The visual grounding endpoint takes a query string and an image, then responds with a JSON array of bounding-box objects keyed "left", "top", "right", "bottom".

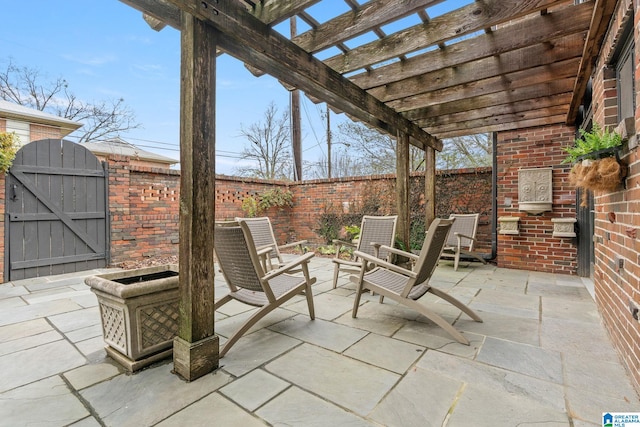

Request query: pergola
[{"left": 119, "top": 0, "right": 612, "bottom": 380}]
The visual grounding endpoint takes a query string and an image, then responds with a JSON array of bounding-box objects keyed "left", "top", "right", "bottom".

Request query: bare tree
[
  {"left": 236, "top": 103, "right": 292, "bottom": 180},
  {"left": 330, "top": 121, "right": 425, "bottom": 177},
  {"left": 437, "top": 134, "right": 492, "bottom": 170},
  {"left": 0, "top": 59, "right": 140, "bottom": 143}
]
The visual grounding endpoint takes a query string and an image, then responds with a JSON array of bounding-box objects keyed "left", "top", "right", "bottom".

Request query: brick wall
[
  {"left": 496, "top": 124, "right": 578, "bottom": 274},
  {"left": 107, "top": 155, "right": 181, "bottom": 265},
  {"left": 589, "top": 0, "right": 640, "bottom": 393},
  {"left": 29, "top": 124, "right": 64, "bottom": 141},
  {"left": 287, "top": 169, "right": 493, "bottom": 252}
]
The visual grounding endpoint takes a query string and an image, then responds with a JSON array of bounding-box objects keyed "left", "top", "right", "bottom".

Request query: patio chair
[
  {"left": 214, "top": 221, "right": 316, "bottom": 357},
  {"left": 331, "top": 215, "right": 397, "bottom": 289},
  {"left": 236, "top": 216, "right": 307, "bottom": 272},
  {"left": 440, "top": 213, "right": 487, "bottom": 271},
  {"left": 350, "top": 218, "right": 482, "bottom": 345}
]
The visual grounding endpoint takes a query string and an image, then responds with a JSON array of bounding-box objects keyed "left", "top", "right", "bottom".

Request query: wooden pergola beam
[
  {"left": 161, "top": 0, "right": 440, "bottom": 151},
  {"left": 293, "top": 0, "right": 443, "bottom": 53},
  {"left": 567, "top": 0, "right": 618, "bottom": 123},
  {"left": 403, "top": 78, "right": 576, "bottom": 121},
  {"left": 324, "top": 0, "right": 574, "bottom": 74},
  {"left": 388, "top": 57, "right": 580, "bottom": 112},
  {"left": 367, "top": 33, "right": 585, "bottom": 103}
]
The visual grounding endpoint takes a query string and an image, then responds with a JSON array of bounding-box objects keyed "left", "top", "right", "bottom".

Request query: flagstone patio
[{"left": 0, "top": 256, "right": 638, "bottom": 426}]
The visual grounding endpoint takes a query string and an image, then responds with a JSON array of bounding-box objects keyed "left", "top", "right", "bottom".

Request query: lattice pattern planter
[{"left": 85, "top": 265, "right": 179, "bottom": 372}]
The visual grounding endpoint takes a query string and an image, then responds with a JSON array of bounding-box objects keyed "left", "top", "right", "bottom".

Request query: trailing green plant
[
  {"left": 344, "top": 224, "right": 361, "bottom": 241},
  {"left": 241, "top": 196, "right": 259, "bottom": 217},
  {"left": 241, "top": 188, "right": 293, "bottom": 217},
  {"left": 0, "top": 132, "right": 19, "bottom": 174},
  {"left": 562, "top": 124, "right": 623, "bottom": 164},
  {"left": 258, "top": 188, "right": 293, "bottom": 211}
]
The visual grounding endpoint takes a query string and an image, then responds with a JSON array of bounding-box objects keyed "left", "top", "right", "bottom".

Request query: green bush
[{"left": 0, "top": 132, "right": 19, "bottom": 174}]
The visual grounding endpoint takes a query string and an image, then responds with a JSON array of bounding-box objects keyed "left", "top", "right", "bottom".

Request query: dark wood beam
[
  {"left": 367, "top": 33, "right": 585, "bottom": 102},
  {"left": 324, "top": 0, "right": 575, "bottom": 74},
  {"left": 388, "top": 57, "right": 580, "bottom": 112},
  {"left": 403, "top": 78, "right": 576, "bottom": 121},
  {"left": 349, "top": 2, "right": 592, "bottom": 90},
  {"left": 567, "top": 0, "right": 618, "bottom": 123},
  {"left": 293, "top": 0, "right": 443, "bottom": 53},
  {"left": 416, "top": 94, "right": 572, "bottom": 128},
  {"left": 173, "top": 11, "right": 219, "bottom": 382},
  {"left": 162, "top": 0, "right": 440, "bottom": 151},
  {"left": 435, "top": 115, "right": 568, "bottom": 139},
  {"left": 396, "top": 131, "right": 410, "bottom": 250},
  {"left": 426, "top": 107, "right": 569, "bottom": 135},
  {"left": 253, "top": 0, "right": 321, "bottom": 25}
]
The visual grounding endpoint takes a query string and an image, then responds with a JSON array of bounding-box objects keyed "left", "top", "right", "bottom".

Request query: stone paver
[{"left": 0, "top": 259, "right": 637, "bottom": 427}]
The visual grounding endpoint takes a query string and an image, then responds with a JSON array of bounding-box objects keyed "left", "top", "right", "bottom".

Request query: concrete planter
[{"left": 85, "top": 265, "right": 179, "bottom": 372}]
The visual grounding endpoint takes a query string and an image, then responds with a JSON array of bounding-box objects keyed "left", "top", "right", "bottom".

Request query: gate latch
[{"left": 10, "top": 184, "right": 18, "bottom": 201}]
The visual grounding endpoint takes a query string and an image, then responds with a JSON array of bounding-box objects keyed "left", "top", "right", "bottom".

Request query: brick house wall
[
  {"left": 29, "top": 124, "right": 65, "bottom": 141},
  {"left": 496, "top": 124, "right": 578, "bottom": 274},
  {"left": 586, "top": 0, "right": 640, "bottom": 393}
]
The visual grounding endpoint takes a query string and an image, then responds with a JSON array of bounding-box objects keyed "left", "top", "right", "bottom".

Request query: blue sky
[
  {"left": 1, "top": 0, "right": 340, "bottom": 175},
  {"left": 1, "top": 0, "right": 469, "bottom": 175}
]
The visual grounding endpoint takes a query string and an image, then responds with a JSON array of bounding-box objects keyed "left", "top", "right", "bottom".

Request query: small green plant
[
  {"left": 241, "top": 188, "right": 293, "bottom": 217},
  {"left": 241, "top": 196, "right": 259, "bottom": 217},
  {"left": 562, "top": 124, "right": 623, "bottom": 164},
  {"left": 344, "top": 225, "right": 361, "bottom": 241},
  {"left": 258, "top": 188, "right": 293, "bottom": 211},
  {"left": 0, "top": 132, "right": 19, "bottom": 174}
]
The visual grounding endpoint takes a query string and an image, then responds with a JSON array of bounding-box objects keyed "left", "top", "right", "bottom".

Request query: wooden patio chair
[
  {"left": 350, "top": 218, "right": 482, "bottom": 345},
  {"left": 214, "top": 221, "right": 315, "bottom": 357},
  {"left": 236, "top": 216, "right": 307, "bottom": 272},
  {"left": 331, "top": 215, "right": 397, "bottom": 289},
  {"left": 440, "top": 213, "right": 487, "bottom": 271}
]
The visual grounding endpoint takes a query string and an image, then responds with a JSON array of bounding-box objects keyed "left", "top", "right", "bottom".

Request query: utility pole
[
  {"left": 327, "top": 106, "right": 331, "bottom": 179},
  {"left": 290, "top": 17, "right": 302, "bottom": 181}
]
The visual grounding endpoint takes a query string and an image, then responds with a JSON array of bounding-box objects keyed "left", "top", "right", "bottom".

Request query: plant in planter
[{"left": 562, "top": 124, "right": 626, "bottom": 205}]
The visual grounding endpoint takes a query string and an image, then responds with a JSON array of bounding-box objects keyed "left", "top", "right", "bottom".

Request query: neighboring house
[
  {"left": 0, "top": 99, "right": 81, "bottom": 143},
  {"left": 80, "top": 137, "right": 178, "bottom": 168}
]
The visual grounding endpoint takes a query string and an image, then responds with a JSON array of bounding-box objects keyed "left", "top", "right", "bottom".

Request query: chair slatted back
[
  {"left": 413, "top": 219, "right": 454, "bottom": 285},
  {"left": 214, "top": 223, "right": 264, "bottom": 293},
  {"left": 446, "top": 214, "right": 479, "bottom": 250},
  {"left": 357, "top": 215, "right": 398, "bottom": 260},
  {"left": 238, "top": 217, "right": 280, "bottom": 263}
]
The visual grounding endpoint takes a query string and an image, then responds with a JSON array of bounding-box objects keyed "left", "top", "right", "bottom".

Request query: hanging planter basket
[{"left": 568, "top": 147, "right": 627, "bottom": 206}]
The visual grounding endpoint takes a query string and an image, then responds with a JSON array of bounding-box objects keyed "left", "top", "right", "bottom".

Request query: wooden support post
[
  {"left": 425, "top": 147, "right": 436, "bottom": 227},
  {"left": 173, "top": 12, "right": 219, "bottom": 382},
  {"left": 396, "top": 131, "right": 410, "bottom": 250}
]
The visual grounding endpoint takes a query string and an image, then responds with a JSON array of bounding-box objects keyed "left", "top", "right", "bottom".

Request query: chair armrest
[
  {"left": 263, "top": 252, "right": 315, "bottom": 281},
  {"left": 278, "top": 240, "right": 307, "bottom": 252},
  {"left": 256, "top": 245, "right": 275, "bottom": 257},
  {"left": 371, "top": 244, "right": 419, "bottom": 261},
  {"left": 333, "top": 239, "right": 356, "bottom": 249},
  {"left": 353, "top": 250, "right": 416, "bottom": 278},
  {"left": 455, "top": 233, "right": 477, "bottom": 242}
]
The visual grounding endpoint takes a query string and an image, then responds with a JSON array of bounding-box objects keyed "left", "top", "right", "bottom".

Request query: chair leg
[
  {"left": 332, "top": 264, "right": 340, "bottom": 289},
  {"left": 454, "top": 249, "right": 460, "bottom": 271},
  {"left": 428, "top": 286, "right": 483, "bottom": 322},
  {"left": 219, "top": 303, "right": 279, "bottom": 357},
  {"left": 402, "top": 298, "right": 470, "bottom": 345},
  {"left": 350, "top": 276, "right": 366, "bottom": 318},
  {"left": 305, "top": 282, "right": 315, "bottom": 319}
]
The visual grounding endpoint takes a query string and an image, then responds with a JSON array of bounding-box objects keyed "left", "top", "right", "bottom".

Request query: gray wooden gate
[{"left": 5, "top": 139, "right": 109, "bottom": 280}]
